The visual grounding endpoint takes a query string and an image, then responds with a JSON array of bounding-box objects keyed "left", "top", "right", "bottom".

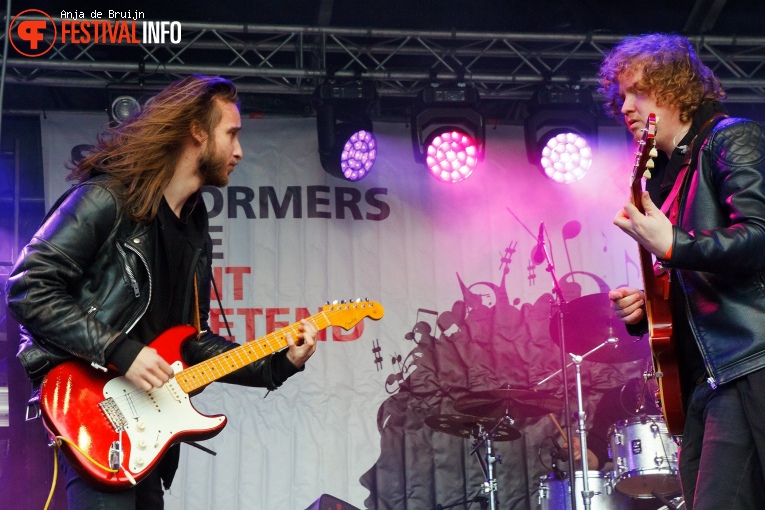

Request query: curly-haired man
[{"left": 603, "top": 34, "right": 765, "bottom": 509}]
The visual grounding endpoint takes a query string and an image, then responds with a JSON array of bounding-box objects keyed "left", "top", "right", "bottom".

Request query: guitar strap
[
  {"left": 660, "top": 113, "right": 728, "bottom": 223},
  {"left": 193, "top": 274, "right": 202, "bottom": 338}
]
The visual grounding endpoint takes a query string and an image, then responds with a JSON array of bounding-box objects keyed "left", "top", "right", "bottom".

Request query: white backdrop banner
[{"left": 40, "top": 112, "right": 650, "bottom": 510}]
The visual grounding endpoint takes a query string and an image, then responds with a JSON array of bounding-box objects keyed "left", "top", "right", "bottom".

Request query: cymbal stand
[
  {"left": 536, "top": 337, "right": 618, "bottom": 386},
  {"left": 469, "top": 415, "right": 513, "bottom": 510},
  {"left": 533, "top": 223, "right": 578, "bottom": 510},
  {"left": 571, "top": 353, "right": 594, "bottom": 510}
]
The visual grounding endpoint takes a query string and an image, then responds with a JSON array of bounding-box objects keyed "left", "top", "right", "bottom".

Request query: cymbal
[
  {"left": 424, "top": 414, "right": 522, "bottom": 441},
  {"left": 453, "top": 388, "right": 560, "bottom": 419},
  {"left": 549, "top": 292, "right": 650, "bottom": 363}
]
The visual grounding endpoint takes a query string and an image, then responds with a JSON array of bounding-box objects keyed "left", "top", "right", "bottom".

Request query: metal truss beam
[{"left": 4, "top": 19, "right": 765, "bottom": 103}]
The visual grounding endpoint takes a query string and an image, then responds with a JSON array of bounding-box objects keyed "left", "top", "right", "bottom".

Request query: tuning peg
[
  {"left": 649, "top": 148, "right": 658, "bottom": 158},
  {"left": 646, "top": 159, "right": 654, "bottom": 169},
  {"left": 325, "top": 301, "right": 330, "bottom": 305},
  {"left": 644, "top": 169, "right": 652, "bottom": 179},
  {"left": 332, "top": 300, "right": 339, "bottom": 305}
]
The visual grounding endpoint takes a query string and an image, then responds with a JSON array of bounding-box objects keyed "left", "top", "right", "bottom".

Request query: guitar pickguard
[{"left": 101, "top": 361, "right": 225, "bottom": 475}]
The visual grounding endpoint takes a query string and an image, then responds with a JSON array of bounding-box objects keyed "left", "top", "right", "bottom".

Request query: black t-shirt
[
  {"left": 107, "top": 196, "right": 207, "bottom": 373},
  {"left": 137, "top": 197, "right": 207, "bottom": 341}
]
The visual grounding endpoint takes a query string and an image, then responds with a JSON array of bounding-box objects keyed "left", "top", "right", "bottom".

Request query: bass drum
[
  {"left": 609, "top": 415, "right": 680, "bottom": 498},
  {"left": 538, "top": 471, "right": 622, "bottom": 510}
]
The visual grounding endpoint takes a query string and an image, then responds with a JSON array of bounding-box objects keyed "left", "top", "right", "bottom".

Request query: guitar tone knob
[
  {"left": 134, "top": 456, "right": 145, "bottom": 467},
  {"left": 136, "top": 421, "right": 146, "bottom": 431},
  {"left": 137, "top": 440, "right": 147, "bottom": 450}
]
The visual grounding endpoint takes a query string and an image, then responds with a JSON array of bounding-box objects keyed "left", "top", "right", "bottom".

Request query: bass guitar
[
  {"left": 40, "top": 299, "right": 384, "bottom": 490},
  {"left": 629, "top": 113, "right": 684, "bottom": 435}
]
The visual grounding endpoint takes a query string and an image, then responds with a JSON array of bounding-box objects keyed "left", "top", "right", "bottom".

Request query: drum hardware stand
[
  {"left": 571, "top": 353, "right": 595, "bottom": 510},
  {"left": 536, "top": 338, "right": 618, "bottom": 386},
  {"left": 642, "top": 360, "right": 667, "bottom": 412},
  {"left": 469, "top": 416, "right": 513, "bottom": 510},
  {"left": 630, "top": 359, "right": 654, "bottom": 413},
  {"left": 652, "top": 490, "right": 684, "bottom": 510},
  {"left": 531, "top": 221, "right": 579, "bottom": 510}
]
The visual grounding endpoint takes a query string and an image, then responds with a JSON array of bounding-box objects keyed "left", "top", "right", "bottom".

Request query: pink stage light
[
  {"left": 340, "top": 129, "right": 377, "bottom": 181},
  {"left": 425, "top": 130, "right": 478, "bottom": 183},
  {"left": 539, "top": 132, "right": 592, "bottom": 184}
]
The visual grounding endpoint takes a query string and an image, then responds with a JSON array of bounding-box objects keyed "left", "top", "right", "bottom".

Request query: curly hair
[
  {"left": 598, "top": 33, "right": 725, "bottom": 121},
  {"left": 69, "top": 75, "right": 239, "bottom": 223}
]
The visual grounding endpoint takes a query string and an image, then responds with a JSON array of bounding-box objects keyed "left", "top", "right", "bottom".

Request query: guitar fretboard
[
  {"left": 174, "top": 313, "right": 330, "bottom": 393},
  {"left": 173, "top": 300, "right": 383, "bottom": 393}
]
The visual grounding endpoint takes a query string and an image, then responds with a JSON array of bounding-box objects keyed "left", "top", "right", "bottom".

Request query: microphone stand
[{"left": 534, "top": 226, "right": 589, "bottom": 510}]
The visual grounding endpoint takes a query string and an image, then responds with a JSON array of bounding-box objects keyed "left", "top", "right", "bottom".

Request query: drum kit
[{"left": 424, "top": 293, "right": 684, "bottom": 510}]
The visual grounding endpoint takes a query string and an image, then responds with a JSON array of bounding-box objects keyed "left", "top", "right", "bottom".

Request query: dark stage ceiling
[{"left": 4, "top": 0, "right": 765, "bottom": 122}]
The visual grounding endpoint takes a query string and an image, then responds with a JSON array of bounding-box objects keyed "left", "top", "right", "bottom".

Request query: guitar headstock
[
  {"left": 631, "top": 113, "right": 658, "bottom": 184},
  {"left": 322, "top": 298, "right": 384, "bottom": 330}
]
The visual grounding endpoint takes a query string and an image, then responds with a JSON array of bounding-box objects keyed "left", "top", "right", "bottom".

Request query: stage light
[
  {"left": 524, "top": 86, "right": 597, "bottom": 183},
  {"left": 425, "top": 129, "right": 479, "bottom": 183},
  {"left": 107, "top": 89, "right": 156, "bottom": 126},
  {"left": 315, "top": 81, "right": 378, "bottom": 181},
  {"left": 110, "top": 95, "right": 140, "bottom": 124},
  {"left": 338, "top": 125, "right": 377, "bottom": 182},
  {"left": 539, "top": 131, "right": 593, "bottom": 184},
  {"left": 412, "top": 84, "right": 485, "bottom": 183}
]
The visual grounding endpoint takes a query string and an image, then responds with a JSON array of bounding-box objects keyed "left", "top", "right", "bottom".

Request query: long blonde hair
[{"left": 70, "top": 75, "right": 239, "bottom": 223}]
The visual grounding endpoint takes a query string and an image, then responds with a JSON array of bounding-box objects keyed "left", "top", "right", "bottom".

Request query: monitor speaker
[{"left": 304, "top": 493, "right": 361, "bottom": 510}]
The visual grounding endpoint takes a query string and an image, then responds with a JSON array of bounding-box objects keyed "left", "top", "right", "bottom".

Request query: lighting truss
[{"left": 3, "top": 18, "right": 765, "bottom": 103}]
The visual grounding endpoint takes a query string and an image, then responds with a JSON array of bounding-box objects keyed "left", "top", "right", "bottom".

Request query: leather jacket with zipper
[
  {"left": 663, "top": 116, "right": 765, "bottom": 386},
  {"left": 6, "top": 175, "right": 299, "bottom": 388}
]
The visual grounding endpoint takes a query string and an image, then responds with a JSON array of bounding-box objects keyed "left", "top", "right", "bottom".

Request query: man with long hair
[
  {"left": 6, "top": 75, "right": 318, "bottom": 508},
  {"left": 602, "top": 34, "right": 765, "bottom": 509}
]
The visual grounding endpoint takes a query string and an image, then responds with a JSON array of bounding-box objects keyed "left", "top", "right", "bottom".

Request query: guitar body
[
  {"left": 38, "top": 300, "right": 384, "bottom": 491},
  {"left": 640, "top": 253, "right": 684, "bottom": 435},
  {"left": 630, "top": 114, "right": 685, "bottom": 436},
  {"left": 40, "top": 325, "right": 227, "bottom": 491}
]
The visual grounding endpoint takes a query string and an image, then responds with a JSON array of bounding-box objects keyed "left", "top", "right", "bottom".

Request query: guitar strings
[
  {"left": 102, "top": 315, "right": 328, "bottom": 421},
  {"left": 100, "top": 301, "right": 381, "bottom": 423}
]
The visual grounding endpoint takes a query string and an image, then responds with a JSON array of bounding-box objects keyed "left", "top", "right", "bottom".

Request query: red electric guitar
[
  {"left": 629, "top": 114, "right": 684, "bottom": 435},
  {"left": 40, "top": 299, "right": 384, "bottom": 490}
]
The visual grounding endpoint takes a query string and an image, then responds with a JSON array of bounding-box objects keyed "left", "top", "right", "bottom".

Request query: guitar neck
[
  {"left": 631, "top": 181, "right": 659, "bottom": 289},
  {"left": 174, "top": 314, "right": 327, "bottom": 393},
  {"left": 629, "top": 113, "right": 660, "bottom": 296}
]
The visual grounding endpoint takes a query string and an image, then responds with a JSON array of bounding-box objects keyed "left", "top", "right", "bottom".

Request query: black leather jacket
[
  {"left": 6, "top": 176, "right": 298, "bottom": 388},
  {"left": 665, "top": 117, "right": 765, "bottom": 386}
]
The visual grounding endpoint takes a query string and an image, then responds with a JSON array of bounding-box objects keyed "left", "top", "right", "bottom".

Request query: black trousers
[
  {"left": 58, "top": 449, "right": 165, "bottom": 510},
  {"left": 679, "top": 367, "right": 765, "bottom": 510}
]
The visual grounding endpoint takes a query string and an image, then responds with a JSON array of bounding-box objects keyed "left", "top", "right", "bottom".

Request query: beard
[{"left": 198, "top": 140, "right": 230, "bottom": 187}]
